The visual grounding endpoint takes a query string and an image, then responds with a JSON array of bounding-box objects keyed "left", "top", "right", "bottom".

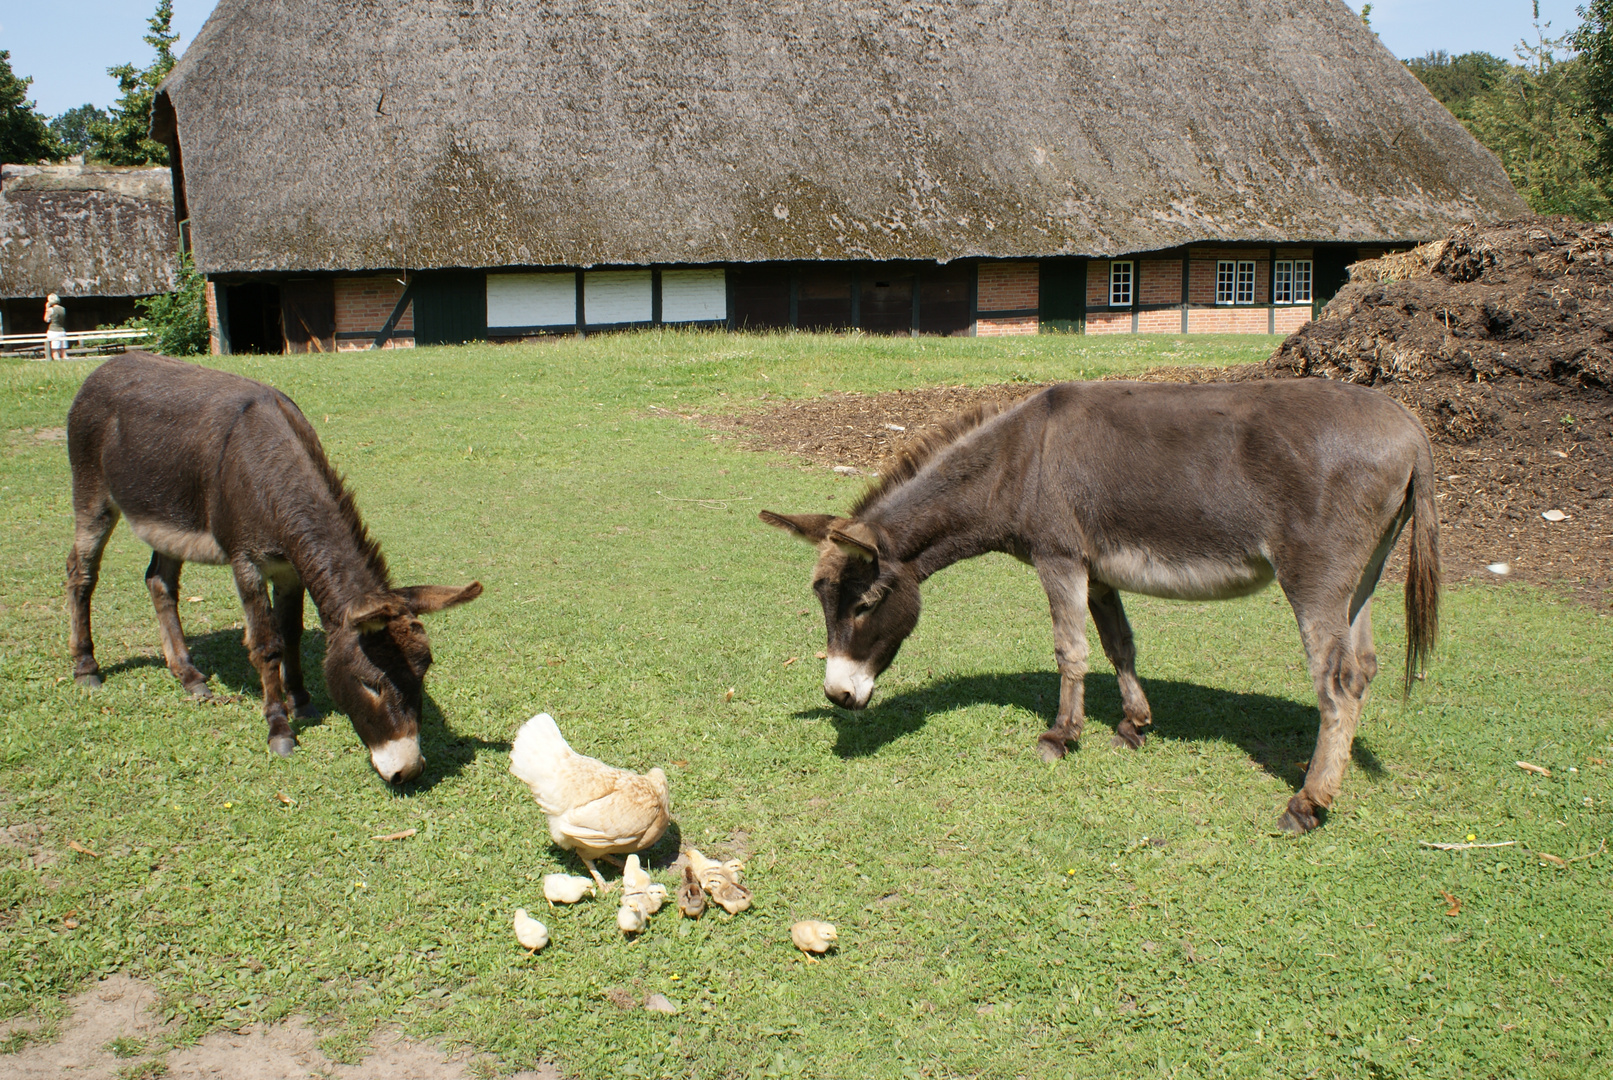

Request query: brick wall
[
  {"left": 1139, "top": 260, "right": 1181, "bottom": 305},
  {"left": 1188, "top": 258, "right": 1270, "bottom": 305},
  {"left": 335, "top": 276, "right": 415, "bottom": 350},
  {"left": 977, "top": 262, "right": 1037, "bottom": 312},
  {"left": 1137, "top": 309, "right": 1182, "bottom": 334},
  {"left": 1186, "top": 307, "right": 1272, "bottom": 334},
  {"left": 977, "top": 315, "right": 1038, "bottom": 337},
  {"left": 205, "top": 281, "right": 221, "bottom": 355},
  {"left": 1085, "top": 311, "right": 1131, "bottom": 335},
  {"left": 1274, "top": 305, "right": 1312, "bottom": 334}
]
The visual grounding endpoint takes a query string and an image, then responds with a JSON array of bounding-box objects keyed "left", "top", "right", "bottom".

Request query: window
[
  {"left": 1109, "top": 261, "right": 1133, "bottom": 307},
  {"left": 1274, "top": 260, "right": 1313, "bottom": 305},
  {"left": 1216, "top": 260, "right": 1257, "bottom": 305}
]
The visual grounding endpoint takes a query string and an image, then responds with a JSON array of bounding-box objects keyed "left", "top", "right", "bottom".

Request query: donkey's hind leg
[
  {"left": 1280, "top": 596, "right": 1374, "bottom": 835},
  {"left": 1088, "top": 583, "right": 1153, "bottom": 749},
  {"left": 66, "top": 496, "right": 120, "bottom": 687},
  {"left": 1035, "top": 556, "right": 1091, "bottom": 761},
  {"left": 272, "top": 579, "right": 319, "bottom": 720},
  {"left": 146, "top": 553, "right": 212, "bottom": 698}
]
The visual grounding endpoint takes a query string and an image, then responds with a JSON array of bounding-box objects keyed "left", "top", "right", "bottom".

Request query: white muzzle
[
  {"left": 824, "top": 655, "right": 878, "bottom": 710},
  {"left": 371, "top": 737, "right": 425, "bottom": 784}
]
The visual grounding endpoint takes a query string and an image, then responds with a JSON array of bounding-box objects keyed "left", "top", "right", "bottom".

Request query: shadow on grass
[
  {"left": 806, "top": 668, "right": 1389, "bottom": 792},
  {"left": 105, "top": 627, "right": 506, "bottom": 793}
]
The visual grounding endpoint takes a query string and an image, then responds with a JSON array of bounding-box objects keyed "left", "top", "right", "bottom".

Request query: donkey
[
  {"left": 66, "top": 352, "right": 482, "bottom": 784},
  {"left": 763, "top": 378, "right": 1439, "bottom": 834}
]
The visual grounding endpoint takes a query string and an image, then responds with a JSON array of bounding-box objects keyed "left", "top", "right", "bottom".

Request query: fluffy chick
[
  {"left": 616, "top": 854, "right": 667, "bottom": 935},
  {"left": 684, "top": 847, "right": 753, "bottom": 914},
  {"left": 676, "top": 864, "right": 706, "bottom": 919},
  {"left": 791, "top": 920, "right": 837, "bottom": 958},
  {"left": 543, "top": 873, "right": 597, "bottom": 905},
  {"left": 509, "top": 713, "right": 671, "bottom": 894},
  {"left": 513, "top": 908, "right": 550, "bottom": 953}
]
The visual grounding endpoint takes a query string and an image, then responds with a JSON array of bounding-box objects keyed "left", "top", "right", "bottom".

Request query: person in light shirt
[{"left": 44, "top": 294, "right": 68, "bottom": 360}]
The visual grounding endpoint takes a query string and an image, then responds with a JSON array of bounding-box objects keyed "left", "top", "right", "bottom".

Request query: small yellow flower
[
  {"left": 1466, "top": 834, "right": 1476, "bottom": 842},
  {"left": 1066, "top": 868, "right": 1076, "bottom": 876},
  {"left": 669, "top": 974, "right": 680, "bottom": 980},
  {"left": 223, "top": 802, "right": 234, "bottom": 810},
  {"left": 354, "top": 881, "right": 367, "bottom": 889}
]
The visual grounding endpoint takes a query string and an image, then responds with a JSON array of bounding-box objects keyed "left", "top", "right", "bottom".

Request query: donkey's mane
[
  {"left": 851, "top": 398, "right": 1016, "bottom": 517},
  {"left": 275, "top": 396, "right": 393, "bottom": 587}
]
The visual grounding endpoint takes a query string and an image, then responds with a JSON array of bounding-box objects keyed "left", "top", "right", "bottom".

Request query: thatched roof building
[
  {"left": 155, "top": 0, "right": 1529, "bottom": 349},
  {"left": 0, "top": 164, "right": 178, "bottom": 335}
]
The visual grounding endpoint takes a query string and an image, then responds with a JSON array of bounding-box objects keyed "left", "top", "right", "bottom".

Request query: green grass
[{"left": 1, "top": 331, "right": 1610, "bottom": 1079}]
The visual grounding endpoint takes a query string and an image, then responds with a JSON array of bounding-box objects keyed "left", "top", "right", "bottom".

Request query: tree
[
  {"left": 0, "top": 50, "right": 63, "bottom": 164},
  {"left": 1404, "top": 51, "right": 1511, "bottom": 120},
  {"left": 1573, "top": 0, "right": 1613, "bottom": 175},
  {"left": 122, "top": 253, "right": 210, "bottom": 356},
  {"left": 49, "top": 104, "right": 110, "bottom": 159},
  {"left": 87, "top": 0, "right": 180, "bottom": 166}
]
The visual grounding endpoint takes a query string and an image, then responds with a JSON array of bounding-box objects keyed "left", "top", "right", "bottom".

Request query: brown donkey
[
  {"left": 763, "top": 379, "right": 1439, "bottom": 834},
  {"left": 66, "top": 352, "right": 481, "bottom": 784}
]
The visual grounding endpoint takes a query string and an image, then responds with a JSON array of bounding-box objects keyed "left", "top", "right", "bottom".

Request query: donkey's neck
[
  {"left": 274, "top": 492, "right": 391, "bottom": 627},
  {"left": 861, "top": 419, "right": 1026, "bottom": 582}
]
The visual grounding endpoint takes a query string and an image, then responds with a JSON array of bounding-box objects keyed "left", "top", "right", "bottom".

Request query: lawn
[{"left": 1, "top": 331, "right": 1609, "bottom": 1079}]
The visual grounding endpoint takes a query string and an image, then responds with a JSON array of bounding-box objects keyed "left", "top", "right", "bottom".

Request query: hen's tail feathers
[{"left": 509, "top": 713, "right": 574, "bottom": 798}]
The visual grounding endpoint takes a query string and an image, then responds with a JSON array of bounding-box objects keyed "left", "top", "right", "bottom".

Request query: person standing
[{"left": 44, "top": 294, "right": 68, "bottom": 360}]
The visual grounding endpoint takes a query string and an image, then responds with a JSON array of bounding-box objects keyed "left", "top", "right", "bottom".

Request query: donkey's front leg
[
  {"left": 232, "top": 560, "right": 296, "bottom": 758},
  {"left": 272, "top": 579, "right": 319, "bottom": 720},
  {"left": 146, "top": 553, "right": 212, "bottom": 698},
  {"left": 1034, "top": 557, "right": 1090, "bottom": 762}
]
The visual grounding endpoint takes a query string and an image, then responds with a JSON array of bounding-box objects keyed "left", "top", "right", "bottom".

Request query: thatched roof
[
  {"left": 158, "top": 0, "right": 1528, "bottom": 276},
  {"left": 0, "top": 164, "right": 178, "bottom": 299}
]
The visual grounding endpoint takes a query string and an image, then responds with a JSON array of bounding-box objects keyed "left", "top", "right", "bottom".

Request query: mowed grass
[{"left": 1, "top": 331, "right": 1610, "bottom": 1079}]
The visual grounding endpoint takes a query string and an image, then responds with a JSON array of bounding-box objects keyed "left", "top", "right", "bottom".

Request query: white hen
[{"left": 509, "top": 712, "right": 671, "bottom": 894}]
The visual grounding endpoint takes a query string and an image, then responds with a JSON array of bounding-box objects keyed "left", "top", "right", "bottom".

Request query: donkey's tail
[{"left": 1403, "top": 435, "right": 1441, "bottom": 692}]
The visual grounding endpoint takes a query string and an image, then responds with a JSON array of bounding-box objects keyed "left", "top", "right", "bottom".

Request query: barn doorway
[{"left": 224, "top": 282, "right": 284, "bottom": 354}]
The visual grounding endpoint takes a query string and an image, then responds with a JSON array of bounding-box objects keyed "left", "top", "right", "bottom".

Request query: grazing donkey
[
  {"left": 66, "top": 352, "right": 481, "bottom": 784},
  {"left": 763, "top": 379, "right": 1439, "bottom": 834}
]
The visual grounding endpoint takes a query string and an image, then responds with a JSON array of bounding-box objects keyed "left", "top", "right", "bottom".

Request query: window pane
[
  {"left": 1216, "top": 261, "right": 1234, "bottom": 305},
  {"left": 1274, "top": 261, "right": 1292, "bottom": 305},
  {"left": 1294, "top": 260, "right": 1313, "bottom": 303},
  {"left": 1110, "top": 261, "right": 1132, "bottom": 307},
  {"left": 1236, "top": 261, "right": 1255, "bottom": 305}
]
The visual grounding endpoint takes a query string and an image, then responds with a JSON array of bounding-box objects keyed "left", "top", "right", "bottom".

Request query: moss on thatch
[{"left": 160, "top": 0, "right": 1528, "bottom": 276}]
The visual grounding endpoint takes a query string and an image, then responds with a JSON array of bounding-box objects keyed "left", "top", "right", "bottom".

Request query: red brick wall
[
  {"left": 977, "top": 315, "right": 1038, "bottom": 337},
  {"left": 1137, "top": 309, "right": 1182, "bottom": 334},
  {"left": 1085, "top": 311, "right": 1131, "bottom": 335},
  {"left": 1186, "top": 307, "right": 1272, "bottom": 334},
  {"left": 205, "top": 281, "right": 221, "bottom": 355},
  {"left": 1139, "top": 260, "right": 1181, "bottom": 305},
  {"left": 1188, "top": 258, "right": 1269, "bottom": 305},
  {"left": 977, "top": 262, "right": 1037, "bottom": 312},
  {"left": 1275, "top": 305, "right": 1312, "bottom": 334},
  {"left": 335, "top": 276, "right": 415, "bottom": 351}
]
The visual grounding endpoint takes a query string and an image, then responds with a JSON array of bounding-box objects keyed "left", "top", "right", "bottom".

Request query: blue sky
[{"left": 0, "top": 0, "right": 1594, "bottom": 118}]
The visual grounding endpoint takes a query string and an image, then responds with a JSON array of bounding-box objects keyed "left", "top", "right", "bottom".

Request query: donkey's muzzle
[
  {"left": 371, "top": 737, "right": 425, "bottom": 784},
  {"left": 824, "top": 655, "right": 876, "bottom": 710}
]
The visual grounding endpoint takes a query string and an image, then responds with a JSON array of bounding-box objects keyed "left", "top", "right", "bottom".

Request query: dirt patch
[
  {"left": 706, "top": 219, "right": 1613, "bottom": 608},
  {"left": 0, "top": 974, "right": 563, "bottom": 1080}
]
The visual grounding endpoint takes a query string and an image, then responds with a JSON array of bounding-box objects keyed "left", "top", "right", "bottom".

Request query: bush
[{"left": 125, "top": 253, "right": 210, "bottom": 356}]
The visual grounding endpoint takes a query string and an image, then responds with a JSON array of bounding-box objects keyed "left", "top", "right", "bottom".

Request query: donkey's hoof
[
  {"left": 1111, "top": 731, "right": 1146, "bottom": 750},
  {"left": 268, "top": 734, "right": 298, "bottom": 759},
  {"left": 1278, "top": 798, "right": 1320, "bottom": 835},
  {"left": 1036, "top": 735, "right": 1070, "bottom": 762},
  {"left": 292, "top": 701, "right": 321, "bottom": 721},
  {"left": 74, "top": 672, "right": 103, "bottom": 690},
  {"left": 185, "top": 681, "right": 214, "bottom": 700}
]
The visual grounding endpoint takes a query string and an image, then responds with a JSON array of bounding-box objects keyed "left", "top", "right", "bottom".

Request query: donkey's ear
[
  {"left": 828, "top": 522, "right": 879, "bottom": 562},
  {"left": 346, "top": 595, "right": 410, "bottom": 634},
  {"left": 759, "top": 511, "right": 838, "bottom": 544},
  {"left": 397, "top": 581, "right": 484, "bottom": 615}
]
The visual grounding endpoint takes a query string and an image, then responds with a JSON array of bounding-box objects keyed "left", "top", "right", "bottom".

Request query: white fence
[{"left": 0, "top": 327, "right": 153, "bottom": 356}]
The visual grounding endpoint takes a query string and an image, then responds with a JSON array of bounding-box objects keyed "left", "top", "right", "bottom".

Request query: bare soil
[
  {"left": 0, "top": 974, "right": 561, "bottom": 1080},
  {"left": 704, "top": 219, "right": 1613, "bottom": 608}
]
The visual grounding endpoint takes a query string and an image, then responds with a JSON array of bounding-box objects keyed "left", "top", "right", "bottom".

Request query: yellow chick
[
  {"left": 791, "top": 920, "right": 837, "bottom": 958},
  {"left": 621, "top": 854, "right": 669, "bottom": 915},
  {"left": 616, "top": 902, "right": 648, "bottom": 935},
  {"left": 513, "top": 908, "right": 550, "bottom": 953},
  {"left": 676, "top": 864, "right": 706, "bottom": 919},
  {"left": 684, "top": 846, "right": 754, "bottom": 914},
  {"left": 542, "top": 873, "right": 597, "bottom": 905},
  {"left": 509, "top": 713, "right": 671, "bottom": 894}
]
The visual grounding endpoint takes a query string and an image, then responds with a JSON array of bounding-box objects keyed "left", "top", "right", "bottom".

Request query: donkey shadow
[
  {"left": 101, "top": 626, "right": 506, "bottom": 793},
  {"left": 806, "top": 669, "right": 1386, "bottom": 793}
]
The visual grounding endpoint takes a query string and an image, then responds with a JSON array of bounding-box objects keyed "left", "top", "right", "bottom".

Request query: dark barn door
[
  {"left": 860, "top": 273, "right": 913, "bottom": 335},
  {"left": 224, "top": 282, "right": 283, "bottom": 354},
  {"left": 414, "top": 272, "right": 488, "bottom": 346},
  {"left": 1312, "top": 249, "right": 1356, "bottom": 320},
  {"left": 919, "top": 264, "right": 973, "bottom": 336},
  {"left": 1039, "top": 260, "right": 1086, "bottom": 333},
  {"left": 729, "top": 266, "right": 791, "bottom": 330},
  {"left": 798, "top": 268, "right": 852, "bottom": 330},
  {"left": 281, "top": 280, "right": 335, "bottom": 353}
]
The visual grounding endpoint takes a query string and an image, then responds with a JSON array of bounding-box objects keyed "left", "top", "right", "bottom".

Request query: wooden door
[{"left": 281, "top": 280, "right": 335, "bottom": 353}]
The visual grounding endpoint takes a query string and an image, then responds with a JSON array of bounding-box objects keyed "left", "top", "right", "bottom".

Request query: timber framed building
[
  {"left": 155, "top": 0, "right": 1527, "bottom": 353},
  {"left": 0, "top": 164, "right": 178, "bottom": 341}
]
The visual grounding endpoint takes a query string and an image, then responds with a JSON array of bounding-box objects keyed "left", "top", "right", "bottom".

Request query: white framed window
[
  {"left": 1109, "top": 261, "right": 1133, "bottom": 307},
  {"left": 1275, "top": 259, "right": 1311, "bottom": 304},
  {"left": 1216, "top": 260, "right": 1257, "bottom": 305}
]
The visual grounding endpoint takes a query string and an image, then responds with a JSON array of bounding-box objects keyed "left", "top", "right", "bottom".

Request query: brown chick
[
  {"left": 676, "top": 864, "right": 706, "bottom": 919},
  {"left": 509, "top": 713, "right": 671, "bottom": 894}
]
